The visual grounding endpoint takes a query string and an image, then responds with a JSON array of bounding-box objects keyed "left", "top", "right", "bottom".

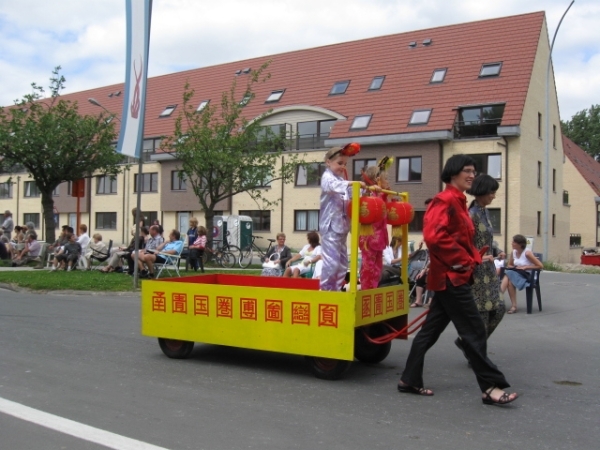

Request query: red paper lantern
[
  {"left": 348, "top": 196, "right": 386, "bottom": 235},
  {"left": 386, "top": 200, "right": 414, "bottom": 238}
]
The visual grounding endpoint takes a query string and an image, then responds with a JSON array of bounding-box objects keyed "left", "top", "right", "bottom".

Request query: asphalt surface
[{"left": 0, "top": 271, "right": 598, "bottom": 450}]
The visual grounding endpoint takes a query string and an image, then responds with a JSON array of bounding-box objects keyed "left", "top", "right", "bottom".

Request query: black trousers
[{"left": 401, "top": 281, "right": 509, "bottom": 392}]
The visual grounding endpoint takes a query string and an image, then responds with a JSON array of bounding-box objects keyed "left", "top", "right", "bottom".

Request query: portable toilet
[
  {"left": 226, "top": 215, "right": 253, "bottom": 249},
  {"left": 212, "top": 215, "right": 228, "bottom": 250}
]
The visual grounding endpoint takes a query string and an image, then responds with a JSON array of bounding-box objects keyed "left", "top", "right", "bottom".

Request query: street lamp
[{"left": 544, "top": 1, "right": 574, "bottom": 261}]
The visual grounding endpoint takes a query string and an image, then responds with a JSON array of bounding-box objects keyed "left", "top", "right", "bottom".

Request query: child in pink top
[{"left": 189, "top": 226, "right": 207, "bottom": 272}]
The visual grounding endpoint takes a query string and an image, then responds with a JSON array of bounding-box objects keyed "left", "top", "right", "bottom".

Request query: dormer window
[
  {"left": 159, "top": 105, "right": 177, "bottom": 117},
  {"left": 369, "top": 76, "right": 385, "bottom": 91},
  {"left": 196, "top": 100, "right": 210, "bottom": 112},
  {"left": 330, "top": 80, "right": 350, "bottom": 95},
  {"left": 350, "top": 115, "right": 372, "bottom": 130},
  {"left": 430, "top": 68, "right": 447, "bottom": 83},
  {"left": 479, "top": 63, "right": 502, "bottom": 78},
  {"left": 266, "top": 89, "right": 285, "bottom": 103}
]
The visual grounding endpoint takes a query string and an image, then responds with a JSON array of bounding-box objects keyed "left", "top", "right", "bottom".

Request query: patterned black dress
[{"left": 469, "top": 202, "right": 505, "bottom": 337}]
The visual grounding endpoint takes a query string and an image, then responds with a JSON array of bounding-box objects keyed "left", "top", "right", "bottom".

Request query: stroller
[{"left": 408, "top": 249, "right": 432, "bottom": 304}]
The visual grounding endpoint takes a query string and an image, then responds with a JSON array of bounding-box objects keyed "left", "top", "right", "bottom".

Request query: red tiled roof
[
  {"left": 562, "top": 135, "right": 600, "bottom": 196},
  {"left": 44, "top": 11, "right": 545, "bottom": 141}
]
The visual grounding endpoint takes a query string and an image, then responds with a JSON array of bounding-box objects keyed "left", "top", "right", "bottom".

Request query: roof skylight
[
  {"left": 369, "top": 76, "right": 385, "bottom": 91},
  {"left": 239, "top": 93, "right": 251, "bottom": 106},
  {"left": 350, "top": 114, "right": 372, "bottom": 130},
  {"left": 430, "top": 68, "right": 447, "bottom": 83},
  {"left": 159, "top": 105, "right": 177, "bottom": 117},
  {"left": 196, "top": 100, "right": 210, "bottom": 112},
  {"left": 479, "top": 63, "right": 502, "bottom": 77},
  {"left": 330, "top": 80, "right": 350, "bottom": 95},
  {"left": 266, "top": 89, "right": 285, "bottom": 103},
  {"left": 409, "top": 109, "right": 432, "bottom": 125}
]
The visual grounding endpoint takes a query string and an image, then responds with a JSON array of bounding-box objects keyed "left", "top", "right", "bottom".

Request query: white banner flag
[{"left": 117, "top": 0, "right": 152, "bottom": 158}]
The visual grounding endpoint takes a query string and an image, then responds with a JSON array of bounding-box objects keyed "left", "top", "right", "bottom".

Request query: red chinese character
[
  {"left": 291, "top": 302, "right": 310, "bottom": 325},
  {"left": 374, "top": 294, "right": 383, "bottom": 316},
  {"left": 240, "top": 298, "right": 257, "bottom": 320},
  {"left": 386, "top": 292, "right": 394, "bottom": 313},
  {"left": 361, "top": 295, "right": 371, "bottom": 318},
  {"left": 194, "top": 295, "right": 209, "bottom": 316},
  {"left": 152, "top": 291, "right": 166, "bottom": 312},
  {"left": 265, "top": 299, "right": 283, "bottom": 323},
  {"left": 319, "top": 304, "right": 338, "bottom": 328},
  {"left": 217, "top": 296, "right": 233, "bottom": 318},
  {"left": 396, "top": 289, "right": 405, "bottom": 311},
  {"left": 172, "top": 293, "right": 188, "bottom": 314}
]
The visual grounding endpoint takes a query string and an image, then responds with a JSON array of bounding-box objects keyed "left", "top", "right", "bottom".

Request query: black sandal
[
  {"left": 482, "top": 387, "right": 518, "bottom": 406},
  {"left": 397, "top": 382, "right": 434, "bottom": 396}
]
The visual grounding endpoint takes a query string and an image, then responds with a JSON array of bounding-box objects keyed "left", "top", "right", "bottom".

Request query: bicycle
[
  {"left": 202, "top": 231, "right": 241, "bottom": 269},
  {"left": 238, "top": 235, "right": 276, "bottom": 269}
]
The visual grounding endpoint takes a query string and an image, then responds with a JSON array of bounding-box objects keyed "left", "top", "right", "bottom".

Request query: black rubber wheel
[
  {"left": 306, "top": 357, "right": 352, "bottom": 380},
  {"left": 238, "top": 247, "right": 253, "bottom": 269},
  {"left": 354, "top": 324, "right": 392, "bottom": 364},
  {"left": 158, "top": 338, "right": 194, "bottom": 359}
]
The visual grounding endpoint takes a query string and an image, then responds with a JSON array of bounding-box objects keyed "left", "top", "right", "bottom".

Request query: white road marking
[{"left": 0, "top": 397, "right": 170, "bottom": 450}]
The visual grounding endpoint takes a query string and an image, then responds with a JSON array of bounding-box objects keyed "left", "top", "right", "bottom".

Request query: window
[
  {"left": 469, "top": 154, "right": 502, "bottom": 179},
  {"left": 67, "top": 181, "right": 72, "bottom": 196},
  {"left": 397, "top": 157, "right": 422, "bottom": 182},
  {"left": 488, "top": 208, "right": 501, "bottom": 234},
  {"left": 408, "top": 211, "right": 425, "bottom": 232},
  {"left": 350, "top": 115, "right": 372, "bottom": 131},
  {"left": 96, "top": 175, "right": 117, "bottom": 194},
  {"left": 96, "top": 212, "right": 117, "bottom": 230},
  {"left": 134, "top": 173, "right": 158, "bottom": 193},
  {"left": 296, "top": 119, "right": 336, "bottom": 150},
  {"left": 197, "top": 100, "right": 209, "bottom": 112},
  {"left": 479, "top": 62, "right": 502, "bottom": 77},
  {"left": 329, "top": 80, "right": 350, "bottom": 95},
  {"left": 159, "top": 105, "right": 177, "bottom": 117},
  {"left": 0, "top": 182, "right": 12, "bottom": 198},
  {"left": 142, "top": 138, "right": 162, "bottom": 162},
  {"left": 265, "top": 89, "right": 285, "bottom": 103},
  {"left": 52, "top": 186, "right": 60, "bottom": 196},
  {"left": 295, "top": 210, "right": 319, "bottom": 231},
  {"left": 537, "top": 161, "right": 542, "bottom": 187},
  {"left": 171, "top": 171, "right": 186, "bottom": 191},
  {"left": 552, "top": 169, "right": 556, "bottom": 192},
  {"left": 553, "top": 124, "right": 557, "bottom": 148},
  {"left": 369, "top": 76, "right": 385, "bottom": 90},
  {"left": 146, "top": 211, "right": 158, "bottom": 225},
  {"left": 537, "top": 211, "right": 541, "bottom": 236},
  {"left": 239, "top": 93, "right": 251, "bottom": 106},
  {"left": 455, "top": 104, "right": 505, "bottom": 138},
  {"left": 23, "top": 213, "right": 40, "bottom": 228},
  {"left": 239, "top": 210, "right": 270, "bottom": 232},
  {"left": 538, "top": 112, "right": 542, "bottom": 138},
  {"left": 352, "top": 159, "right": 376, "bottom": 181},
  {"left": 24, "top": 181, "right": 40, "bottom": 197},
  {"left": 563, "top": 190, "right": 569, "bottom": 205},
  {"left": 257, "top": 123, "right": 288, "bottom": 151},
  {"left": 409, "top": 109, "right": 432, "bottom": 125},
  {"left": 552, "top": 214, "right": 556, "bottom": 237},
  {"left": 570, "top": 233, "right": 582, "bottom": 247},
  {"left": 430, "top": 68, "right": 447, "bottom": 83},
  {"left": 295, "top": 163, "right": 325, "bottom": 186}
]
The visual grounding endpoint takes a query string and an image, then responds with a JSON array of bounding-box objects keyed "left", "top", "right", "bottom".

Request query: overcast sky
[{"left": 1, "top": 0, "right": 598, "bottom": 121}]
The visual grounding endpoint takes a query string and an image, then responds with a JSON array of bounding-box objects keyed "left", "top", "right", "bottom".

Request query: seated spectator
[
  {"left": 0, "top": 230, "right": 9, "bottom": 245},
  {"left": 500, "top": 234, "right": 543, "bottom": 314},
  {"left": 189, "top": 226, "right": 208, "bottom": 273},
  {"left": 383, "top": 237, "right": 421, "bottom": 267},
  {"left": 84, "top": 233, "right": 108, "bottom": 269},
  {"left": 24, "top": 222, "right": 36, "bottom": 240},
  {"left": 77, "top": 224, "right": 90, "bottom": 256},
  {"left": 12, "top": 225, "right": 25, "bottom": 244},
  {"left": 283, "top": 231, "right": 322, "bottom": 278},
  {"left": 12, "top": 232, "right": 42, "bottom": 266},
  {"left": 261, "top": 232, "right": 292, "bottom": 277},
  {"left": 494, "top": 255, "right": 505, "bottom": 277},
  {"left": 410, "top": 265, "right": 429, "bottom": 307},
  {"left": 49, "top": 226, "right": 70, "bottom": 252},
  {"left": 51, "top": 232, "right": 82, "bottom": 271},
  {"left": 132, "top": 225, "right": 164, "bottom": 269},
  {"left": 138, "top": 229, "right": 183, "bottom": 278},
  {"left": 0, "top": 240, "right": 9, "bottom": 260},
  {"left": 101, "top": 228, "right": 147, "bottom": 274}
]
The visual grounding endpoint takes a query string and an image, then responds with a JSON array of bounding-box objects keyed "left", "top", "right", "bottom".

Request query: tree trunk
[
  {"left": 204, "top": 209, "right": 215, "bottom": 250},
  {"left": 41, "top": 191, "right": 56, "bottom": 244}
]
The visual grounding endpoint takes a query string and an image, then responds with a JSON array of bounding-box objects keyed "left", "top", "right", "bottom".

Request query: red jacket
[{"left": 424, "top": 185, "right": 482, "bottom": 291}]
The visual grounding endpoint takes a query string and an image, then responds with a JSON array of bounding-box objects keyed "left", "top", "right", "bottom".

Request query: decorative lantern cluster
[
  {"left": 386, "top": 199, "right": 414, "bottom": 238},
  {"left": 347, "top": 196, "right": 386, "bottom": 236}
]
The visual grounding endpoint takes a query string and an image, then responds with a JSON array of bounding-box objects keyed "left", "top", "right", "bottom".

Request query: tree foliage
[
  {"left": 162, "top": 61, "right": 301, "bottom": 243},
  {"left": 561, "top": 104, "right": 600, "bottom": 159},
  {"left": 0, "top": 67, "right": 125, "bottom": 242}
]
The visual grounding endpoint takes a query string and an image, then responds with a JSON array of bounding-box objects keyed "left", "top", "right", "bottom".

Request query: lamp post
[
  {"left": 544, "top": 1, "right": 574, "bottom": 261},
  {"left": 89, "top": 98, "right": 143, "bottom": 289}
]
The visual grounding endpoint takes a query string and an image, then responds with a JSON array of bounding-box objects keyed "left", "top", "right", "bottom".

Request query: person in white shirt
[{"left": 76, "top": 224, "right": 91, "bottom": 255}]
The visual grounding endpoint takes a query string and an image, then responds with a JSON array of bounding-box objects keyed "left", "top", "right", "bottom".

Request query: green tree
[
  {"left": 561, "top": 104, "right": 600, "bottom": 159},
  {"left": 0, "top": 67, "right": 124, "bottom": 243},
  {"left": 162, "top": 61, "right": 301, "bottom": 246}
]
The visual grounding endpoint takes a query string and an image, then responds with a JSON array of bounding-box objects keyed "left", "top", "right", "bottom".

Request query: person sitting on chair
[
  {"left": 84, "top": 233, "right": 108, "bottom": 269},
  {"left": 138, "top": 229, "right": 183, "bottom": 279},
  {"left": 12, "top": 232, "right": 41, "bottom": 266},
  {"left": 51, "top": 232, "right": 81, "bottom": 272},
  {"left": 283, "top": 231, "right": 321, "bottom": 278}
]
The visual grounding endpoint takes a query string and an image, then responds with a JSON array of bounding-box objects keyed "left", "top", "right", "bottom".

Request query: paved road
[{"left": 0, "top": 271, "right": 598, "bottom": 450}]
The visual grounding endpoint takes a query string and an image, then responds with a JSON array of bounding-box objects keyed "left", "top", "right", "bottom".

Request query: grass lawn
[{"left": 0, "top": 267, "right": 263, "bottom": 292}]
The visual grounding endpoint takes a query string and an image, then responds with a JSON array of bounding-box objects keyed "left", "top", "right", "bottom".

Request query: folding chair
[
  {"left": 89, "top": 240, "right": 113, "bottom": 270},
  {"left": 155, "top": 240, "right": 184, "bottom": 279}
]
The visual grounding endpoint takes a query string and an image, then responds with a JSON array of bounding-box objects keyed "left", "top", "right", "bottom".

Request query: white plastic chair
[{"left": 154, "top": 240, "right": 185, "bottom": 279}]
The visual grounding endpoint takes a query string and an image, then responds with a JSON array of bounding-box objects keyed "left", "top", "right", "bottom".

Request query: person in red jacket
[{"left": 397, "top": 154, "right": 518, "bottom": 406}]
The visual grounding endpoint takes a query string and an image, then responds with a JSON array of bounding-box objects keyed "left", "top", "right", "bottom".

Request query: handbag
[{"left": 262, "top": 252, "right": 280, "bottom": 269}]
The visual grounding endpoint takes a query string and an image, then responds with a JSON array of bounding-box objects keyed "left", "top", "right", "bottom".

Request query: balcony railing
[
  {"left": 454, "top": 118, "right": 502, "bottom": 139},
  {"left": 296, "top": 133, "right": 330, "bottom": 150}
]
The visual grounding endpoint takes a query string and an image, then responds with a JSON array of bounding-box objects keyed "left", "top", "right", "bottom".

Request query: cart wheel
[
  {"left": 158, "top": 338, "right": 194, "bottom": 359},
  {"left": 354, "top": 324, "right": 392, "bottom": 364},
  {"left": 306, "top": 357, "right": 352, "bottom": 380}
]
